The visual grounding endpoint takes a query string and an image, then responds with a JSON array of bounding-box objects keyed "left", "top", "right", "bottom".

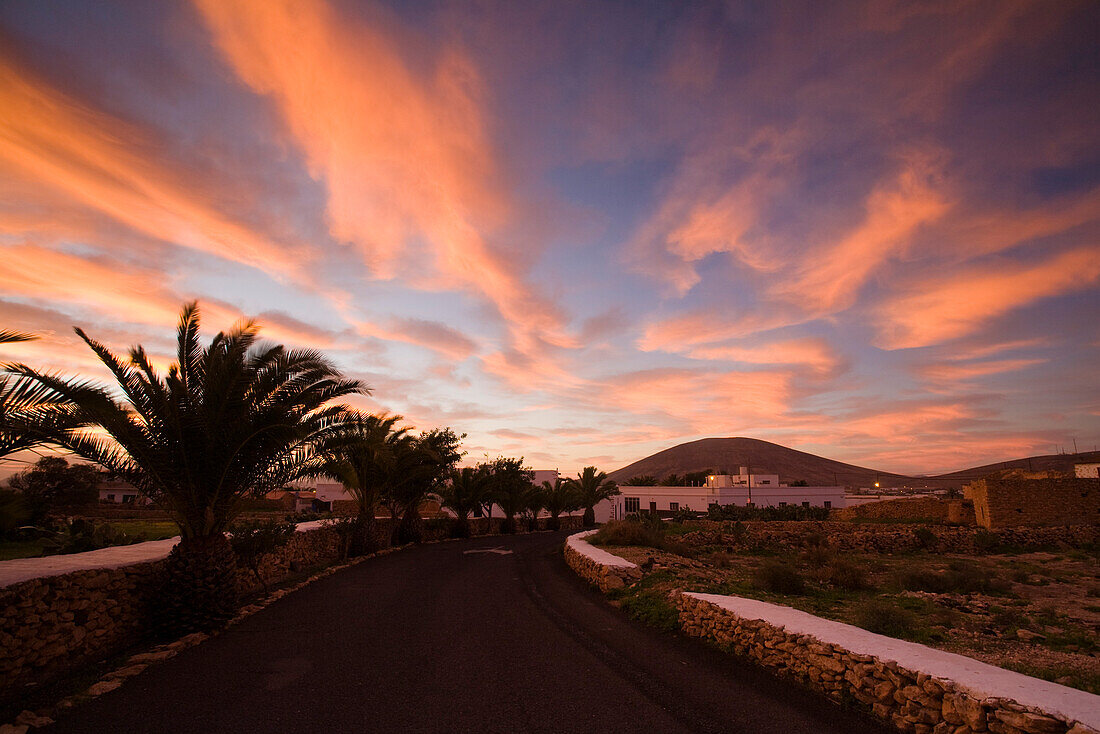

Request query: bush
[
  {"left": 39, "top": 518, "right": 136, "bottom": 555},
  {"left": 895, "top": 560, "right": 1010, "bottom": 596},
  {"left": 827, "top": 558, "right": 870, "bottom": 591},
  {"left": 912, "top": 527, "right": 937, "bottom": 549},
  {"left": 752, "top": 561, "right": 806, "bottom": 595},
  {"left": 854, "top": 599, "right": 917, "bottom": 637},
  {"left": 591, "top": 516, "right": 666, "bottom": 548},
  {"left": 0, "top": 489, "right": 29, "bottom": 539},
  {"left": 229, "top": 519, "right": 296, "bottom": 594},
  {"left": 974, "top": 528, "right": 1000, "bottom": 554},
  {"left": 618, "top": 589, "right": 680, "bottom": 633},
  {"left": 708, "top": 504, "right": 830, "bottom": 522}
]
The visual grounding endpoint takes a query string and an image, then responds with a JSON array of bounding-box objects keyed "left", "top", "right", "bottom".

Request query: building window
[
  {"left": 122, "top": 495, "right": 135, "bottom": 504},
  {"left": 824, "top": 501, "right": 832, "bottom": 509},
  {"left": 669, "top": 502, "right": 679, "bottom": 511},
  {"left": 802, "top": 501, "right": 810, "bottom": 508},
  {"left": 761, "top": 480, "right": 771, "bottom": 485},
  {"left": 624, "top": 497, "right": 640, "bottom": 513},
  {"left": 107, "top": 494, "right": 115, "bottom": 502}
]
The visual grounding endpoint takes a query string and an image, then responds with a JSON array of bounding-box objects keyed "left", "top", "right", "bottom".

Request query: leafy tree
[
  {"left": 789, "top": 479, "right": 809, "bottom": 487},
  {"left": 0, "top": 488, "right": 29, "bottom": 539},
  {"left": 438, "top": 466, "right": 486, "bottom": 538},
  {"left": 684, "top": 470, "right": 711, "bottom": 486},
  {"left": 568, "top": 466, "right": 620, "bottom": 527},
  {"left": 8, "top": 302, "right": 364, "bottom": 634},
  {"left": 520, "top": 483, "right": 545, "bottom": 532},
  {"left": 482, "top": 456, "right": 533, "bottom": 534},
  {"left": 7, "top": 456, "right": 101, "bottom": 522},
  {"left": 540, "top": 478, "right": 579, "bottom": 531},
  {"left": 661, "top": 473, "right": 685, "bottom": 486},
  {"left": 625, "top": 475, "right": 657, "bottom": 486},
  {"left": 314, "top": 413, "right": 407, "bottom": 555}
]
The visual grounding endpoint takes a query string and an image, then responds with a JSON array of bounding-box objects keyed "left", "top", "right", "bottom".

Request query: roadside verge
[{"left": 564, "top": 530, "right": 1100, "bottom": 734}]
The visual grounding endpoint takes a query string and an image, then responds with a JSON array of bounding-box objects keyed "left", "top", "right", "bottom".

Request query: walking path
[
  {"left": 0, "top": 520, "right": 328, "bottom": 588},
  {"left": 41, "top": 532, "right": 889, "bottom": 733}
]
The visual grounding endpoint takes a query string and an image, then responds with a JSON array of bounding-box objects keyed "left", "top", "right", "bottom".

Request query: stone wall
[
  {"left": 966, "top": 478, "right": 1100, "bottom": 529},
  {"left": 837, "top": 498, "right": 976, "bottom": 525},
  {"left": 684, "top": 520, "right": 1100, "bottom": 554},
  {"left": 563, "top": 532, "right": 642, "bottom": 592},
  {"left": 678, "top": 594, "right": 1098, "bottom": 734}
]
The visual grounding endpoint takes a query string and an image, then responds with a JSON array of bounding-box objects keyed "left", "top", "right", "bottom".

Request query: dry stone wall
[
  {"left": 678, "top": 594, "right": 1099, "bottom": 734},
  {"left": 564, "top": 531, "right": 1100, "bottom": 734},
  {"left": 684, "top": 520, "right": 1100, "bottom": 555},
  {"left": 563, "top": 531, "right": 642, "bottom": 591}
]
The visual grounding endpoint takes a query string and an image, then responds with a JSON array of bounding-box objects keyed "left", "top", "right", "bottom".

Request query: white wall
[{"left": 594, "top": 484, "right": 847, "bottom": 521}]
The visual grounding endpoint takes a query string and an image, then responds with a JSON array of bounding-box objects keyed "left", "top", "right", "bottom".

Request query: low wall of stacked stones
[
  {"left": 689, "top": 521, "right": 1100, "bottom": 555},
  {"left": 0, "top": 526, "right": 343, "bottom": 703},
  {"left": 563, "top": 540, "right": 642, "bottom": 592},
  {"left": 677, "top": 594, "right": 1096, "bottom": 734}
]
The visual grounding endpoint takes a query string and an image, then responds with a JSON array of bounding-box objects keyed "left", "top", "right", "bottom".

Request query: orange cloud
[
  {"left": 918, "top": 358, "right": 1047, "bottom": 385},
  {"left": 686, "top": 338, "right": 844, "bottom": 376},
  {"left": 0, "top": 50, "right": 308, "bottom": 283},
  {"left": 771, "top": 152, "right": 950, "bottom": 314},
  {"left": 876, "top": 247, "right": 1100, "bottom": 349},
  {"left": 193, "top": 0, "right": 572, "bottom": 350}
]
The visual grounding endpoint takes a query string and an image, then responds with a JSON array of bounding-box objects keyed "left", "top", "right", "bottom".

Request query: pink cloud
[
  {"left": 193, "top": 0, "right": 573, "bottom": 353},
  {"left": 876, "top": 247, "right": 1100, "bottom": 349}
]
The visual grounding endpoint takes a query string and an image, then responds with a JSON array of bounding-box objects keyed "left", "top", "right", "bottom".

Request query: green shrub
[
  {"left": 974, "top": 529, "right": 1001, "bottom": 554},
  {"left": 912, "top": 527, "right": 937, "bottom": 549},
  {"left": 827, "top": 558, "right": 870, "bottom": 591},
  {"left": 229, "top": 519, "right": 297, "bottom": 594},
  {"left": 591, "top": 516, "right": 666, "bottom": 549},
  {"left": 854, "top": 600, "right": 917, "bottom": 637},
  {"left": 896, "top": 561, "right": 1010, "bottom": 596},
  {"left": 618, "top": 589, "right": 680, "bottom": 633},
  {"left": 39, "top": 518, "right": 136, "bottom": 555},
  {"left": 752, "top": 561, "right": 806, "bottom": 595},
  {"left": 708, "top": 504, "right": 830, "bottom": 522}
]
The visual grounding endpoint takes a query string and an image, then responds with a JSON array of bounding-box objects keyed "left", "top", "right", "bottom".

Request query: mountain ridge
[{"left": 606, "top": 437, "right": 1100, "bottom": 488}]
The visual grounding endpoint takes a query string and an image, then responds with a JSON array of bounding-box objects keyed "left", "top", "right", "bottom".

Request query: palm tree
[
  {"left": 540, "top": 478, "right": 579, "bottom": 531},
  {"left": 8, "top": 303, "right": 365, "bottom": 633},
  {"left": 521, "top": 483, "right": 545, "bottom": 532},
  {"left": 384, "top": 427, "right": 464, "bottom": 545},
  {"left": 568, "top": 466, "right": 620, "bottom": 527},
  {"left": 313, "top": 413, "right": 407, "bottom": 556},
  {"left": 0, "top": 329, "right": 80, "bottom": 461},
  {"left": 438, "top": 466, "right": 486, "bottom": 538}
]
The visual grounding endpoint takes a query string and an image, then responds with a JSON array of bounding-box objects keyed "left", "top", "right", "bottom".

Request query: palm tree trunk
[
  {"left": 153, "top": 533, "right": 239, "bottom": 637},
  {"left": 583, "top": 505, "right": 595, "bottom": 527}
]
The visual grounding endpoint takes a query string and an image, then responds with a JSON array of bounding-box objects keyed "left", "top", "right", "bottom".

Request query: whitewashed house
[{"left": 593, "top": 470, "right": 845, "bottom": 522}]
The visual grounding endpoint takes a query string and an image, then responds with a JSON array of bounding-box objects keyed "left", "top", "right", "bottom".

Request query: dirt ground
[{"left": 597, "top": 521, "right": 1100, "bottom": 693}]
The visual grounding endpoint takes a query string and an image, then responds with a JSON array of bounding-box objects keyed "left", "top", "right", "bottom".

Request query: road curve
[{"left": 42, "top": 531, "right": 889, "bottom": 733}]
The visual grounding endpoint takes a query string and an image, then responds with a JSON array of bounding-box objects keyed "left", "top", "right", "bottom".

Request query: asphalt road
[{"left": 44, "top": 531, "right": 889, "bottom": 733}]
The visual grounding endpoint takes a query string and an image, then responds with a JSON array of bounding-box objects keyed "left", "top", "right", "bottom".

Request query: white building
[
  {"left": 98, "top": 479, "right": 149, "bottom": 505},
  {"left": 1074, "top": 463, "right": 1100, "bottom": 479},
  {"left": 593, "top": 473, "right": 845, "bottom": 522}
]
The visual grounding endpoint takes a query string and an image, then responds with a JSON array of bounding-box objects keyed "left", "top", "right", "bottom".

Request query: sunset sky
[{"left": 1, "top": 1, "right": 1098, "bottom": 477}]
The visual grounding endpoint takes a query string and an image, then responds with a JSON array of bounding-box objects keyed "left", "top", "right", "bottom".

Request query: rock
[
  {"left": 106, "top": 664, "right": 147, "bottom": 679},
  {"left": 993, "top": 711, "right": 1064, "bottom": 734},
  {"left": 602, "top": 574, "right": 625, "bottom": 590},
  {"left": 128, "top": 650, "right": 175, "bottom": 664},
  {"left": 86, "top": 679, "right": 122, "bottom": 696},
  {"left": 14, "top": 711, "right": 53, "bottom": 728},
  {"left": 1067, "top": 725, "right": 1100, "bottom": 734},
  {"left": 954, "top": 695, "right": 987, "bottom": 732},
  {"left": 1015, "top": 629, "right": 1045, "bottom": 642},
  {"left": 0, "top": 724, "right": 29, "bottom": 734}
]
